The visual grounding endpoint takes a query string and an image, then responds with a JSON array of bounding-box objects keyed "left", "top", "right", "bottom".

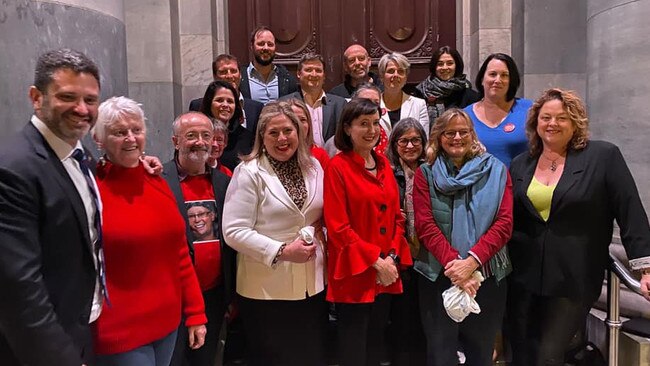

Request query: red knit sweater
[{"left": 93, "top": 162, "right": 207, "bottom": 355}]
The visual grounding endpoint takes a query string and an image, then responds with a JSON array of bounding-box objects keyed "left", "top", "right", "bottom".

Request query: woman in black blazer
[{"left": 507, "top": 88, "right": 650, "bottom": 366}]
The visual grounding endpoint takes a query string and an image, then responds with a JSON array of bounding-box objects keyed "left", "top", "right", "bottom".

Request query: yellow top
[{"left": 527, "top": 176, "right": 556, "bottom": 221}]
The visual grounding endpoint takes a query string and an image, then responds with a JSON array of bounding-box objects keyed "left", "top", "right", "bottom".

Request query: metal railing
[{"left": 606, "top": 253, "right": 643, "bottom": 366}]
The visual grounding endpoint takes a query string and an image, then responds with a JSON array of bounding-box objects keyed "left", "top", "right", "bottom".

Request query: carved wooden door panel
[{"left": 228, "top": 0, "right": 455, "bottom": 91}]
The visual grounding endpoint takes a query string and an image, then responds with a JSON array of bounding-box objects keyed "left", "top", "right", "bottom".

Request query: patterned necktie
[{"left": 71, "top": 148, "right": 110, "bottom": 305}]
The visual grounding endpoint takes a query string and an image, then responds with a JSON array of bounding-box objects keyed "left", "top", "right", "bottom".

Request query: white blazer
[
  {"left": 380, "top": 92, "right": 430, "bottom": 136},
  {"left": 222, "top": 155, "right": 325, "bottom": 300}
]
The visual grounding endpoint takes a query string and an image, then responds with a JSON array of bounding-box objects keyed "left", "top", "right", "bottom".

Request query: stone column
[
  {"left": 178, "top": 0, "right": 229, "bottom": 112},
  {"left": 520, "top": 0, "right": 587, "bottom": 100},
  {"left": 125, "top": 0, "right": 178, "bottom": 160},
  {"left": 460, "top": 0, "right": 512, "bottom": 88},
  {"left": 125, "top": 0, "right": 229, "bottom": 160},
  {"left": 586, "top": 0, "right": 650, "bottom": 209},
  {"left": 0, "top": 0, "right": 127, "bottom": 135}
]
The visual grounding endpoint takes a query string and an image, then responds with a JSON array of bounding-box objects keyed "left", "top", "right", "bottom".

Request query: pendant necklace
[{"left": 542, "top": 154, "right": 560, "bottom": 172}]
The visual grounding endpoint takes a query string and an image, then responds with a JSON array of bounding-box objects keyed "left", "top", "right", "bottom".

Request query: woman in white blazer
[
  {"left": 222, "top": 101, "right": 327, "bottom": 366},
  {"left": 379, "top": 52, "right": 430, "bottom": 137}
]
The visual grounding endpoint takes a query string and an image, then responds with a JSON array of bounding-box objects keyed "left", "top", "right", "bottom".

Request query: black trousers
[
  {"left": 336, "top": 294, "right": 391, "bottom": 366},
  {"left": 238, "top": 291, "right": 327, "bottom": 366},
  {"left": 170, "top": 285, "right": 226, "bottom": 366},
  {"left": 389, "top": 268, "right": 425, "bottom": 366},
  {"left": 418, "top": 273, "right": 506, "bottom": 366},
  {"left": 507, "top": 281, "right": 591, "bottom": 366}
]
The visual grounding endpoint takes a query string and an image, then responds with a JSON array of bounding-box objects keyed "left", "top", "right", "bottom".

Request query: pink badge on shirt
[{"left": 503, "top": 123, "right": 516, "bottom": 133}]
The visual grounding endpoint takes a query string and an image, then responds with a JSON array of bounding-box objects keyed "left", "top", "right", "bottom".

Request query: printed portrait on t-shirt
[{"left": 185, "top": 200, "right": 218, "bottom": 243}]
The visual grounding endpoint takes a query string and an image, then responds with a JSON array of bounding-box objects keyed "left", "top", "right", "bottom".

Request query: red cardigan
[
  {"left": 324, "top": 150, "right": 412, "bottom": 303},
  {"left": 93, "top": 163, "right": 207, "bottom": 355},
  {"left": 412, "top": 167, "right": 513, "bottom": 267}
]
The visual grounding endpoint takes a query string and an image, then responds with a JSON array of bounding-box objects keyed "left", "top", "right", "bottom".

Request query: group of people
[{"left": 1, "top": 24, "right": 650, "bottom": 366}]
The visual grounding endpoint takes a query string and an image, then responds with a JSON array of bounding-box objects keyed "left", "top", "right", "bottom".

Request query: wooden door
[{"left": 228, "top": 0, "right": 456, "bottom": 91}]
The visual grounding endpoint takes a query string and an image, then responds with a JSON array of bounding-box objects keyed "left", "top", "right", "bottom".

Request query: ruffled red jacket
[{"left": 324, "top": 150, "right": 412, "bottom": 303}]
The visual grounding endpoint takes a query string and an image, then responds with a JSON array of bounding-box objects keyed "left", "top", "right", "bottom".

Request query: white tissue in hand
[
  {"left": 442, "top": 271, "right": 485, "bottom": 323},
  {"left": 299, "top": 226, "right": 315, "bottom": 244}
]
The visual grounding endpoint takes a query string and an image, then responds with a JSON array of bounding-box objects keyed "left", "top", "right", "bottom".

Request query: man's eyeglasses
[
  {"left": 396, "top": 137, "right": 423, "bottom": 147},
  {"left": 188, "top": 211, "right": 211, "bottom": 220}
]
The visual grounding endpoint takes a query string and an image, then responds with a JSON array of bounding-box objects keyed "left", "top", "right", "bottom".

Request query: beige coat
[{"left": 222, "top": 155, "right": 326, "bottom": 300}]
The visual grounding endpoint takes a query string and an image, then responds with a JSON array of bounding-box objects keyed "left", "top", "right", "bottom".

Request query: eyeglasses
[
  {"left": 188, "top": 211, "right": 211, "bottom": 220},
  {"left": 396, "top": 137, "right": 423, "bottom": 147},
  {"left": 442, "top": 130, "right": 470, "bottom": 139}
]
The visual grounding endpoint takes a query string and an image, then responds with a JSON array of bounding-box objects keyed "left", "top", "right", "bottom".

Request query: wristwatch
[{"left": 387, "top": 249, "right": 400, "bottom": 266}]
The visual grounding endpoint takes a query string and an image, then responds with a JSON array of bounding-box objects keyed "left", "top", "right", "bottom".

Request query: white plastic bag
[
  {"left": 299, "top": 226, "right": 315, "bottom": 244},
  {"left": 442, "top": 271, "right": 485, "bottom": 322}
]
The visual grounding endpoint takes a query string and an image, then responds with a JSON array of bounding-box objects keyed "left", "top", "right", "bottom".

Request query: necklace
[
  {"left": 365, "top": 164, "right": 377, "bottom": 171},
  {"left": 542, "top": 154, "right": 561, "bottom": 172}
]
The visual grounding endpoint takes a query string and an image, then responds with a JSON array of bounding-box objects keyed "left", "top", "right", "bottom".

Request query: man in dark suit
[
  {"left": 0, "top": 48, "right": 102, "bottom": 366},
  {"left": 280, "top": 53, "right": 347, "bottom": 146},
  {"left": 164, "top": 112, "right": 234, "bottom": 366},
  {"left": 189, "top": 54, "right": 264, "bottom": 134},
  {"left": 239, "top": 26, "right": 299, "bottom": 104}
]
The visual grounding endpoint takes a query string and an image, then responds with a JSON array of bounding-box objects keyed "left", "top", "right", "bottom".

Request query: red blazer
[{"left": 324, "top": 150, "right": 412, "bottom": 303}]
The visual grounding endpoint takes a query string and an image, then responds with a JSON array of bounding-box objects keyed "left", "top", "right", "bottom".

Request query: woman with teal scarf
[{"left": 413, "top": 108, "right": 513, "bottom": 366}]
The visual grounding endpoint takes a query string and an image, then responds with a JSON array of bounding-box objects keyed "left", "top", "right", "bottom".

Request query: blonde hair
[
  {"left": 425, "top": 108, "right": 485, "bottom": 164},
  {"left": 242, "top": 100, "right": 314, "bottom": 169},
  {"left": 284, "top": 98, "right": 314, "bottom": 146},
  {"left": 378, "top": 52, "right": 411, "bottom": 76},
  {"left": 526, "top": 88, "right": 589, "bottom": 157}
]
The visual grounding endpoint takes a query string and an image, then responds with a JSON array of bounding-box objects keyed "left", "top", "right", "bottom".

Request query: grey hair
[
  {"left": 378, "top": 52, "right": 410, "bottom": 76},
  {"left": 351, "top": 82, "right": 382, "bottom": 100},
  {"left": 34, "top": 48, "right": 100, "bottom": 91},
  {"left": 92, "top": 96, "right": 146, "bottom": 142}
]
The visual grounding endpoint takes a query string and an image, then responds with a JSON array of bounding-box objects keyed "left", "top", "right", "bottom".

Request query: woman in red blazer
[{"left": 324, "top": 98, "right": 413, "bottom": 366}]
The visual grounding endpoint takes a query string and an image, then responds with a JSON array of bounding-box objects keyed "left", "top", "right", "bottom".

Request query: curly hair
[
  {"left": 526, "top": 88, "right": 589, "bottom": 157},
  {"left": 425, "top": 108, "right": 486, "bottom": 164}
]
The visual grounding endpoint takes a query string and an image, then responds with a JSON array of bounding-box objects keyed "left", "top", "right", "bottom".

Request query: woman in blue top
[{"left": 464, "top": 53, "right": 532, "bottom": 167}]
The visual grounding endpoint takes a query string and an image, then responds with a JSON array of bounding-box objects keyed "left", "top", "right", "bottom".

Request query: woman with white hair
[
  {"left": 91, "top": 96, "right": 207, "bottom": 366},
  {"left": 378, "top": 52, "right": 429, "bottom": 136}
]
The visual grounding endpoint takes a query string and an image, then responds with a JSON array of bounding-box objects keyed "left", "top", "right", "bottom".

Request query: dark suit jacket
[
  {"left": 509, "top": 140, "right": 650, "bottom": 303},
  {"left": 280, "top": 91, "right": 347, "bottom": 143},
  {"left": 162, "top": 160, "right": 236, "bottom": 305},
  {"left": 239, "top": 63, "right": 299, "bottom": 101},
  {"left": 328, "top": 71, "right": 384, "bottom": 99},
  {"left": 189, "top": 97, "right": 264, "bottom": 134},
  {"left": 0, "top": 123, "right": 97, "bottom": 366}
]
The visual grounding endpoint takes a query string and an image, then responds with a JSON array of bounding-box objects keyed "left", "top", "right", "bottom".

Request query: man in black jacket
[
  {"left": 0, "top": 48, "right": 101, "bottom": 366},
  {"left": 189, "top": 54, "right": 264, "bottom": 134},
  {"left": 329, "top": 44, "right": 383, "bottom": 99},
  {"left": 239, "top": 26, "right": 299, "bottom": 104}
]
